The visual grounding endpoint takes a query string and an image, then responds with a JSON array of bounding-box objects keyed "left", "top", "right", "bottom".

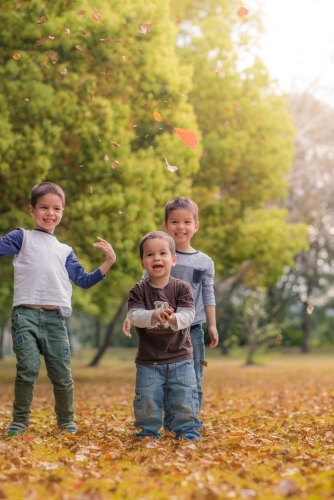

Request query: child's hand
[
  {"left": 152, "top": 309, "right": 170, "bottom": 325},
  {"left": 164, "top": 309, "right": 177, "bottom": 325},
  {"left": 94, "top": 237, "right": 116, "bottom": 264},
  {"left": 123, "top": 318, "right": 132, "bottom": 338},
  {"left": 208, "top": 326, "right": 219, "bottom": 349}
]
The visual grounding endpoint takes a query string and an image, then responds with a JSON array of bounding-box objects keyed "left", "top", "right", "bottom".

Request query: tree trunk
[
  {"left": 0, "top": 324, "right": 4, "bottom": 360},
  {"left": 301, "top": 302, "right": 311, "bottom": 353},
  {"left": 94, "top": 318, "right": 101, "bottom": 348},
  {"left": 88, "top": 295, "right": 128, "bottom": 367}
]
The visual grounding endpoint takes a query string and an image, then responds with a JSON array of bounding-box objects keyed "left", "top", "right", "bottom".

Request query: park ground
[{"left": 1, "top": 349, "right": 334, "bottom": 499}]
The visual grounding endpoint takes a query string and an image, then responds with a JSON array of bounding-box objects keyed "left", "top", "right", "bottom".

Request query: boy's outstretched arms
[
  {"left": 205, "top": 305, "right": 219, "bottom": 349},
  {"left": 93, "top": 237, "right": 116, "bottom": 275}
]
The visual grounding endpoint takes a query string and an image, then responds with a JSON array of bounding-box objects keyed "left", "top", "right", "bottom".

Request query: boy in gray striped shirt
[{"left": 123, "top": 197, "right": 219, "bottom": 430}]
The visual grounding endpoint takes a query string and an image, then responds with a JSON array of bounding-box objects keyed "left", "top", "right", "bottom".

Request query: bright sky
[{"left": 257, "top": 0, "right": 334, "bottom": 98}]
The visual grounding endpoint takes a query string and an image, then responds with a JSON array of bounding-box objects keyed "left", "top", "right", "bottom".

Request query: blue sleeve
[
  {"left": 202, "top": 258, "right": 216, "bottom": 307},
  {"left": 0, "top": 229, "right": 24, "bottom": 257},
  {"left": 65, "top": 251, "right": 104, "bottom": 289}
]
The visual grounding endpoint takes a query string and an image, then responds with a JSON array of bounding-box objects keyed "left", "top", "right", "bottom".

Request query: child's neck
[
  {"left": 175, "top": 242, "right": 196, "bottom": 253},
  {"left": 148, "top": 275, "right": 170, "bottom": 288}
]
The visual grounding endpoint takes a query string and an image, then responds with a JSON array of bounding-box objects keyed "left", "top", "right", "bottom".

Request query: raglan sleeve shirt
[{"left": 202, "top": 256, "right": 216, "bottom": 307}]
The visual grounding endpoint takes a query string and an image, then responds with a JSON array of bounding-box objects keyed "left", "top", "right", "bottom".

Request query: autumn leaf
[
  {"left": 104, "top": 155, "right": 109, "bottom": 161},
  {"left": 90, "top": 186, "right": 93, "bottom": 193},
  {"left": 174, "top": 128, "right": 198, "bottom": 149},
  {"left": 61, "top": 68, "right": 67, "bottom": 75},
  {"left": 112, "top": 40, "right": 122, "bottom": 44},
  {"left": 36, "top": 16, "right": 47, "bottom": 24},
  {"left": 82, "top": 31, "right": 87, "bottom": 35},
  {"left": 138, "top": 23, "right": 153, "bottom": 35},
  {"left": 233, "top": 102, "right": 239, "bottom": 110},
  {"left": 224, "top": 121, "right": 229, "bottom": 127},
  {"left": 63, "top": 28, "right": 70, "bottom": 35},
  {"left": 111, "top": 160, "right": 119, "bottom": 169},
  {"left": 110, "top": 141, "right": 120, "bottom": 148},
  {"left": 153, "top": 111, "right": 162, "bottom": 121},
  {"left": 89, "top": 92, "right": 93, "bottom": 100},
  {"left": 162, "top": 156, "right": 178, "bottom": 172},
  {"left": 48, "top": 36, "right": 55, "bottom": 40},
  {"left": 12, "top": 53, "right": 20, "bottom": 60},
  {"left": 48, "top": 55, "right": 58, "bottom": 64},
  {"left": 100, "top": 38, "right": 110, "bottom": 43},
  {"left": 36, "top": 38, "right": 46, "bottom": 46},
  {"left": 200, "top": 360, "right": 208, "bottom": 367},
  {"left": 75, "top": 45, "right": 83, "bottom": 53},
  {"left": 91, "top": 8, "right": 101, "bottom": 22},
  {"left": 77, "top": 10, "right": 86, "bottom": 15},
  {"left": 237, "top": 6, "right": 249, "bottom": 17}
]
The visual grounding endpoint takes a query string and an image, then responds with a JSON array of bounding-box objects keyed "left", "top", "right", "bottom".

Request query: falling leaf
[
  {"left": 36, "top": 38, "right": 46, "bottom": 46},
  {"left": 237, "top": 6, "right": 249, "bottom": 17},
  {"left": 110, "top": 141, "right": 120, "bottom": 148},
  {"left": 138, "top": 22, "right": 153, "bottom": 34},
  {"left": 233, "top": 102, "right": 239, "bottom": 110},
  {"left": 307, "top": 304, "right": 314, "bottom": 314},
  {"left": 162, "top": 156, "right": 178, "bottom": 173},
  {"left": 36, "top": 16, "right": 47, "bottom": 24},
  {"left": 100, "top": 38, "right": 110, "bottom": 43},
  {"left": 63, "top": 28, "right": 71, "bottom": 35},
  {"left": 224, "top": 121, "right": 229, "bottom": 127},
  {"left": 112, "top": 39, "right": 122, "bottom": 44},
  {"left": 23, "top": 98, "right": 29, "bottom": 103},
  {"left": 104, "top": 155, "right": 109, "bottom": 161},
  {"left": 75, "top": 45, "right": 83, "bottom": 52},
  {"left": 48, "top": 36, "right": 55, "bottom": 40},
  {"left": 82, "top": 31, "right": 87, "bottom": 35},
  {"left": 200, "top": 360, "right": 208, "bottom": 367},
  {"left": 89, "top": 92, "right": 93, "bottom": 100},
  {"left": 77, "top": 10, "right": 86, "bottom": 15},
  {"left": 61, "top": 68, "right": 67, "bottom": 75},
  {"left": 78, "top": 165, "right": 83, "bottom": 168},
  {"left": 48, "top": 55, "right": 58, "bottom": 64},
  {"left": 215, "top": 69, "right": 219, "bottom": 75},
  {"left": 122, "top": 56, "right": 126, "bottom": 61},
  {"left": 118, "top": 211, "right": 124, "bottom": 215},
  {"left": 90, "top": 186, "right": 93, "bottom": 194},
  {"left": 12, "top": 53, "right": 20, "bottom": 60},
  {"left": 111, "top": 160, "right": 119, "bottom": 169},
  {"left": 91, "top": 8, "right": 101, "bottom": 22},
  {"left": 174, "top": 128, "right": 198, "bottom": 149},
  {"left": 153, "top": 111, "right": 162, "bottom": 121}
]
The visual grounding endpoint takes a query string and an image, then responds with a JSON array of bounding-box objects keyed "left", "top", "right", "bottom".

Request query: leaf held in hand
[
  {"left": 174, "top": 128, "right": 198, "bottom": 149},
  {"left": 12, "top": 53, "right": 21, "bottom": 60},
  {"left": 237, "top": 7, "right": 249, "bottom": 17},
  {"left": 153, "top": 111, "right": 162, "bottom": 121},
  {"left": 92, "top": 8, "right": 101, "bottom": 22}
]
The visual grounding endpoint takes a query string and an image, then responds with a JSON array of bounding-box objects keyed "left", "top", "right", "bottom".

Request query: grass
[{"left": 1, "top": 349, "right": 334, "bottom": 499}]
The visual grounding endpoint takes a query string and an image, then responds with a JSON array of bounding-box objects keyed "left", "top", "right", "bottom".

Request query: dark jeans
[{"left": 11, "top": 307, "right": 74, "bottom": 426}]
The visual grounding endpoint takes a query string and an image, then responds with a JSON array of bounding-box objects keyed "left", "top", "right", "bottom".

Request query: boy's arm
[
  {"left": 167, "top": 307, "right": 195, "bottom": 331},
  {"left": 202, "top": 258, "right": 219, "bottom": 349},
  {"left": 0, "top": 229, "right": 24, "bottom": 257},
  {"left": 127, "top": 308, "right": 172, "bottom": 328},
  {"left": 66, "top": 238, "right": 116, "bottom": 289}
]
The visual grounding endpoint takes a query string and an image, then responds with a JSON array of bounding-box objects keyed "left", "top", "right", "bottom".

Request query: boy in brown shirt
[{"left": 127, "top": 231, "right": 200, "bottom": 440}]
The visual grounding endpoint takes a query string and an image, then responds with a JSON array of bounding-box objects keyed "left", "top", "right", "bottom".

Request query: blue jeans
[
  {"left": 164, "top": 324, "right": 204, "bottom": 430},
  {"left": 133, "top": 359, "right": 200, "bottom": 439}
]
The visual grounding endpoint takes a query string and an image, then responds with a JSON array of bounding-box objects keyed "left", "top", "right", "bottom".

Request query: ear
[
  {"left": 172, "top": 254, "right": 177, "bottom": 267},
  {"left": 194, "top": 220, "right": 200, "bottom": 233},
  {"left": 140, "top": 259, "right": 145, "bottom": 270},
  {"left": 29, "top": 205, "right": 35, "bottom": 217},
  {"left": 163, "top": 221, "right": 168, "bottom": 231}
]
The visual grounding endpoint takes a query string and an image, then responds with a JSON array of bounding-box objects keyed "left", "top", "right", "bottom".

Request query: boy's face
[
  {"left": 140, "top": 238, "right": 176, "bottom": 280},
  {"left": 29, "top": 193, "right": 64, "bottom": 234},
  {"left": 164, "top": 209, "right": 199, "bottom": 248}
]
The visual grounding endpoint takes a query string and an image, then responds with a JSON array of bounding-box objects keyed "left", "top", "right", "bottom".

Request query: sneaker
[
  {"left": 4, "top": 422, "right": 28, "bottom": 436},
  {"left": 58, "top": 422, "right": 77, "bottom": 434}
]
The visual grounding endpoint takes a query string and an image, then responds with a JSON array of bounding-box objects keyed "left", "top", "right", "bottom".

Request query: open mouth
[{"left": 153, "top": 265, "right": 163, "bottom": 270}]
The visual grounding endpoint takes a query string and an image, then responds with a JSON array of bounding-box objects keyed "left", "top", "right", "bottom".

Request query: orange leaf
[
  {"left": 237, "top": 7, "right": 249, "bottom": 17},
  {"left": 153, "top": 111, "right": 162, "bottom": 121},
  {"left": 91, "top": 8, "right": 101, "bottom": 22},
  {"left": 23, "top": 436, "right": 36, "bottom": 442},
  {"left": 200, "top": 359, "right": 208, "bottom": 367},
  {"left": 12, "top": 53, "right": 20, "bottom": 60},
  {"left": 174, "top": 128, "right": 198, "bottom": 149}
]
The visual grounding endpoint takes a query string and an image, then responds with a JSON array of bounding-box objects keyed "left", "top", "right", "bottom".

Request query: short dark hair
[
  {"left": 30, "top": 182, "right": 65, "bottom": 208},
  {"left": 164, "top": 197, "right": 198, "bottom": 222},
  {"left": 139, "top": 231, "right": 176, "bottom": 259}
]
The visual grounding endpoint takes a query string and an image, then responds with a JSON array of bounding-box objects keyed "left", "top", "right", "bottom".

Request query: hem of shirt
[{"left": 135, "top": 354, "right": 193, "bottom": 365}]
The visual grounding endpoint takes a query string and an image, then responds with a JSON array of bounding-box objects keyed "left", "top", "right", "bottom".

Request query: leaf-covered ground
[{"left": 1, "top": 350, "right": 334, "bottom": 499}]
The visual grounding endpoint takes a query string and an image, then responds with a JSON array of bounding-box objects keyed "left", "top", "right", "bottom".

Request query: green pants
[{"left": 11, "top": 306, "right": 74, "bottom": 426}]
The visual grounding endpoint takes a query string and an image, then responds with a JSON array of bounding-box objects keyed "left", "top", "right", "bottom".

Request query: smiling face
[
  {"left": 140, "top": 237, "right": 177, "bottom": 285},
  {"left": 29, "top": 193, "right": 64, "bottom": 234},
  {"left": 164, "top": 208, "right": 199, "bottom": 252}
]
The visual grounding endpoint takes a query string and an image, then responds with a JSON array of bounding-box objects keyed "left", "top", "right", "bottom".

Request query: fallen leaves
[{"left": 174, "top": 128, "right": 198, "bottom": 149}]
